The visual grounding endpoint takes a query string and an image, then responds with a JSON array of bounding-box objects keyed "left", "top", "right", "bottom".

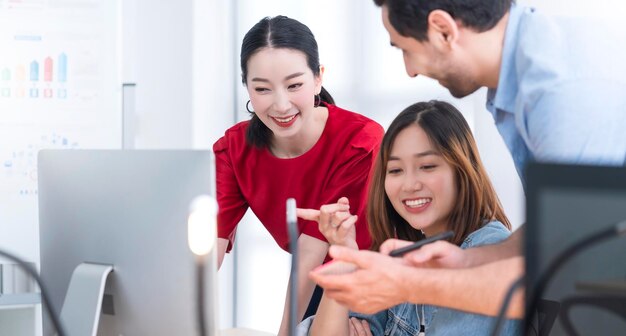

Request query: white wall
[{"left": 123, "top": 0, "right": 193, "bottom": 149}]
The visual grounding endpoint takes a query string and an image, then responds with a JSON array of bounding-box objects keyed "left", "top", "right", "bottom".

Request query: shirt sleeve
[
  {"left": 300, "top": 122, "right": 383, "bottom": 249},
  {"left": 463, "top": 221, "right": 511, "bottom": 249},
  {"left": 213, "top": 136, "right": 249, "bottom": 253},
  {"left": 525, "top": 79, "right": 626, "bottom": 167},
  {"left": 349, "top": 310, "right": 388, "bottom": 335}
]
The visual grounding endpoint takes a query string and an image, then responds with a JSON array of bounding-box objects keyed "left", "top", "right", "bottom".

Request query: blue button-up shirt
[{"left": 486, "top": 5, "right": 626, "bottom": 185}]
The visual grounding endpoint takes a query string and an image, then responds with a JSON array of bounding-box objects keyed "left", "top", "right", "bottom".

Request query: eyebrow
[
  {"left": 388, "top": 150, "right": 439, "bottom": 161},
  {"left": 250, "top": 72, "right": 305, "bottom": 83}
]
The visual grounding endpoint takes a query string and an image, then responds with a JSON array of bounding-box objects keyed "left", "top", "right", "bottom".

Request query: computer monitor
[
  {"left": 38, "top": 150, "right": 218, "bottom": 335},
  {"left": 526, "top": 163, "right": 626, "bottom": 335}
]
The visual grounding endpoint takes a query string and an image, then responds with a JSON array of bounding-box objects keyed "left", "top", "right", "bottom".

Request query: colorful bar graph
[{"left": 0, "top": 53, "right": 69, "bottom": 100}]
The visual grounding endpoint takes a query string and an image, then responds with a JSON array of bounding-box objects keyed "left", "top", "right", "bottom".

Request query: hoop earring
[
  {"left": 313, "top": 94, "right": 321, "bottom": 108},
  {"left": 246, "top": 100, "right": 254, "bottom": 113}
]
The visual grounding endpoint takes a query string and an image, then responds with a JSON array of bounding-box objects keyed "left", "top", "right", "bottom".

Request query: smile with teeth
[
  {"left": 272, "top": 114, "right": 297, "bottom": 123},
  {"left": 403, "top": 198, "right": 431, "bottom": 208}
]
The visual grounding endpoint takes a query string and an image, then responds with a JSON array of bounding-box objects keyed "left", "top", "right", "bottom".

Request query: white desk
[
  {"left": 0, "top": 293, "right": 41, "bottom": 307},
  {"left": 0, "top": 293, "right": 277, "bottom": 336},
  {"left": 221, "top": 328, "right": 275, "bottom": 336}
]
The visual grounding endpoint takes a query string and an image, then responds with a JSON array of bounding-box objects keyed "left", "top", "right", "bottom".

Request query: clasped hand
[
  {"left": 306, "top": 236, "right": 469, "bottom": 314},
  {"left": 296, "top": 196, "right": 358, "bottom": 249}
]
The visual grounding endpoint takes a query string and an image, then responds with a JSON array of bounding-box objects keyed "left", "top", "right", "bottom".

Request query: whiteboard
[{"left": 0, "top": 0, "right": 122, "bottom": 266}]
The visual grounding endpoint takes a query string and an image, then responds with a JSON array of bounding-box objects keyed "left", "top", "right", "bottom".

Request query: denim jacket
[{"left": 298, "top": 221, "right": 523, "bottom": 336}]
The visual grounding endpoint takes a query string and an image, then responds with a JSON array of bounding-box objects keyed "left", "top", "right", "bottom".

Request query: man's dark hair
[{"left": 373, "top": 0, "right": 514, "bottom": 41}]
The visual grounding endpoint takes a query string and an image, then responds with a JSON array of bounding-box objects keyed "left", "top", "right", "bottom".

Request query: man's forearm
[
  {"left": 463, "top": 227, "right": 524, "bottom": 267},
  {"left": 405, "top": 256, "right": 525, "bottom": 318}
]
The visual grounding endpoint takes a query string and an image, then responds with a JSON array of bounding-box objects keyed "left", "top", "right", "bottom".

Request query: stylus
[{"left": 388, "top": 230, "right": 454, "bottom": 257}]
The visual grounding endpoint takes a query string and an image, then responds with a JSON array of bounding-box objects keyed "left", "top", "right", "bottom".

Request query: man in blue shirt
[{"left": 309, "top": 0, "right": 626, "bottom": 320}]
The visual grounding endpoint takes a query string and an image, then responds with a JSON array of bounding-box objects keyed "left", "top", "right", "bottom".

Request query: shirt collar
[{"left": 487, "top": 4, "right": 527, "bottom": 114}]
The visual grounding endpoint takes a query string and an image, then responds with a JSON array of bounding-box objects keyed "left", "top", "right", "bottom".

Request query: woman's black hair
[{"left": 241, "top": 16, "right": 335, "bottom": 148}]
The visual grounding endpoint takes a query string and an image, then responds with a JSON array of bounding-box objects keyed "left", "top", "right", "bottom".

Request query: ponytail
[{"left": 319, "top": 86, "right": 334, "bottom": 105}]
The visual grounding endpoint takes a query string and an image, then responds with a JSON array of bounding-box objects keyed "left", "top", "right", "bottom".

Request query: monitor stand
[{"left": 60, "top": 263, "right": 113, "bottom": 336}]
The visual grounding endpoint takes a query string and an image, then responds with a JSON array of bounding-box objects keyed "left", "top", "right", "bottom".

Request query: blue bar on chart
[
  {"left": 30, "top": 60, "right": 39, "bottom": 98},
  {"left": 57, "top": 53, "right": 67, "bottom": 98}
]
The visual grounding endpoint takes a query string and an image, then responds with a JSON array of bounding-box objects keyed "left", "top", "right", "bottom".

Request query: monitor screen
[
  {"left": 38, "top": 150, "right": 218, "bottom": 335},
  {"left": 526, "top": 163, "right": 626, "bottom": 335}
]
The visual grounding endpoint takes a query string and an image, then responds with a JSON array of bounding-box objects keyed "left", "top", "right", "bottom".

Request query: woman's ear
[
  {"left": 427, "top": 10, "right": 460, "bottom": 50},
  {"left": 315, "top": 65, "right": 325, "bottom": 94}
]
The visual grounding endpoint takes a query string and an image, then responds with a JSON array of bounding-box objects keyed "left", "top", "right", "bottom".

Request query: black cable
[
  {"left": 0, "top": 248, "right": 67, "bottom": 336},
  {"left": 491, "top": 275, "right": 524, "bottom": 336},
  {"left": 525, "top": 219, "right": 626, "bottom": 332},
  {"left": 196, "top": 255, "right": 207, "bottom": 336}
]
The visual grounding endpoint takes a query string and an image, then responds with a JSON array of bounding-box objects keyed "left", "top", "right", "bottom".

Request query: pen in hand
[
  {"left": 313, "top": 230, "right": 455, "bottom": 276},
  {"left": 388, "top": 230, "right": 454, "bottom": 257}
]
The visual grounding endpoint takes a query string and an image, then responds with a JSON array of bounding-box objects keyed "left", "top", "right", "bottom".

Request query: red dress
[{"left": 213, "top": 104, "right": 383, "bottom": 254}]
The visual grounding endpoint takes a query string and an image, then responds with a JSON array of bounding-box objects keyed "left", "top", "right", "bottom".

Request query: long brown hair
[{"left": 367, "top": 101, "right": 510, "bottom": 250}]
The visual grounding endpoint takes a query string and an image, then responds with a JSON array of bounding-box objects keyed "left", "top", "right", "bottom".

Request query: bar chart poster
[{"left": 0, "top": 0, "right": 122, "bottom": 264}]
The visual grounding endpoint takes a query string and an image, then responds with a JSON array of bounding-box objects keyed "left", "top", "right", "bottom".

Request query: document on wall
[{"left": 0, "top": 0, "right": 122, "bottom": 266}]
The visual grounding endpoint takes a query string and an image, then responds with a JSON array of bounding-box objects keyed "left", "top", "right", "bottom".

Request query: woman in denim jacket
[{"left": 297, "top": 101, "right": 522, "bottom": 335}]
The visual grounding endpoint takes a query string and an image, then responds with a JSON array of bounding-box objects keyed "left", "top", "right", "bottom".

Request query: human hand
[
  {"left": 349, "top": 317, "right": 372, "bottom": 336},
  {"left": 309, "top": 245, "right": 409, "bottom": 314},
  {"left": 297, "top": 197, "right": 358, "bottom": 249},
  {"left": 381, "top": 238, "right": 469, "bottom": 269}
]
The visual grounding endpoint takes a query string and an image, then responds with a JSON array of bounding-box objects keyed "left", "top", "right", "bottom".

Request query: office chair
[{"left": 526, "top": 299, "right": 560, "bottom": 336}]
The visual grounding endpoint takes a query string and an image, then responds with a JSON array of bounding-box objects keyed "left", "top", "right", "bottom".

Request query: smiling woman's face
[
  {"left": 384, "top": 123, "right": 457, "bottom": 237},
  {"left": 245, "top": 47, "right": 322, "bottom": 139}
]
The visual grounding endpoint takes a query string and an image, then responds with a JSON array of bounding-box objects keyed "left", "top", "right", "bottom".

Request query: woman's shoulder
[
  {"left": 212, "top": 120, "right": 250, "bottom": 153},
  {"left": 462, "top": 220, "right": 512, "bottom": 249},
  {"left": 328, "top": 104, "right": 383, "bottom": 130},
  {"left": 326, "top": 104, "right": 384, "bottom": 151}
]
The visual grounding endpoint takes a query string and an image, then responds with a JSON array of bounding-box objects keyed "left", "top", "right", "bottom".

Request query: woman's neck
[
  {"left": 270, "top": 106, "right": 328, "bottom": 158},
  {"left": 421, "top": 222, "right": 449, "bottom": 238}
]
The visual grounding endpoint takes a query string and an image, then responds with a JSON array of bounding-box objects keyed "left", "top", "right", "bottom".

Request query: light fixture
[{"left": 188, "top": 195, "right": 217, "bottom": 256}]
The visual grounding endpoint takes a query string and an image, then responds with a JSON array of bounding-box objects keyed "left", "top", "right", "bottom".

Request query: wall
[{"left": 123, "top": 0, "right": 193, "bottom": 149}]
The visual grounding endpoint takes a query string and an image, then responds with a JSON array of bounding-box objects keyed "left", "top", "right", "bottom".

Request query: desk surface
[
  {"left": 221, "top": 328, "right": 275, "bottom": 336},
  {"left": 0, "top": 293, "right": 41, "bottom": 307},
  {"left": 577, "top": 280, "right": 626, "bottom": 296},
  {"left": 0, "top": 294, "right": 277, "bottom": 335}
]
